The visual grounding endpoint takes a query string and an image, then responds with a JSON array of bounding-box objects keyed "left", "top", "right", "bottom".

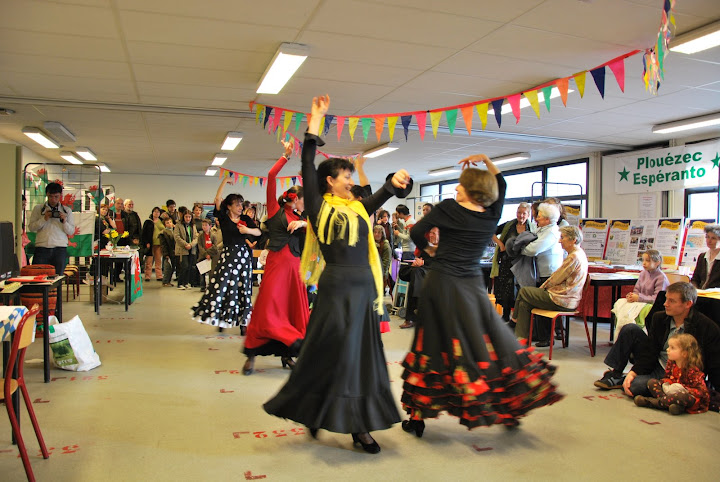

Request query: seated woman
[
  {"left": 690, "top": 224, "right": 720, "bottom": 289},
  {"left": 612, "top": 249, "right": 669, "bottom": 331},
  {"left": 512, "top": 225, "right": 588, "bottom": 344}
]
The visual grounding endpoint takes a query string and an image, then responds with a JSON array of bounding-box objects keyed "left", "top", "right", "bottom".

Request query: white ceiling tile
[
  {"left": 0, "top": 29, "right": 126, "bottom": 61},
  {"left": 0, "top": 0, "right": 116, "bottom": 38}
]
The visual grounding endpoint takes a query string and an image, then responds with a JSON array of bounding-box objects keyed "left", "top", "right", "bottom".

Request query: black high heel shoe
[
  {"left": 281, "top": 357, "right": 296, "bottom": 370},
  {"left": 401, "top": 419, "right": 425, "bottom": 438},
  {"left": 351, "top": 433, "right": 381, "bottom": 454},
  {"left": 242, "top": 357, "right": 255, "bottom": 376},
  {"left": 308, "top": 428, "right": 318, "bottom": 439}
]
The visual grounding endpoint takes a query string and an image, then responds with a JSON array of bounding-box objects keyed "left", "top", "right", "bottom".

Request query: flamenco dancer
[
  {"left": 400, "top": 155, "right": 562, "bottom": 438},
  {"left": 242, "top": 139, "right": 309, "bottom": 375},
  {"left": 264, "top": 94, "right": 412, "bottom": 454},
  {"left": 192, "top": 177, "right": 260, "bottom": 334}
]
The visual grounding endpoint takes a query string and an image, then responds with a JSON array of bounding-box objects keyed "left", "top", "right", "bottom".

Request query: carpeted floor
[{"left": 2, "top": 279, "right": 718, "bottom": 481}]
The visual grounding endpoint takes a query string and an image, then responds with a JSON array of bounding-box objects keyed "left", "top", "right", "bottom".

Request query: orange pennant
[
  {"left": 460, "top": 106, "right": 474, "bottom": 134},
  {"left": 556, "top": 78, "right": 569, "bottom": 106},
  {"left": 374, "top": 116, "right": 386, "bottom": 141}
]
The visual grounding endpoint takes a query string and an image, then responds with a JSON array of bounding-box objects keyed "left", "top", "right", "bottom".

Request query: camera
[{"left": 51, "top": 209, "right": 62, "bottom": 218}]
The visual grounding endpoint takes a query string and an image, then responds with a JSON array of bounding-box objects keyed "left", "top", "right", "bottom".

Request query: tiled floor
[{"left": 2, "top": 280, "right": 718, "bottom": 481}]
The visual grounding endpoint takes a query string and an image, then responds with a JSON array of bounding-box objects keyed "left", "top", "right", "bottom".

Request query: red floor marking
[
  {"left": 473, "top": 445, "right": 493, "bottom": 452},
  {"left": 583, "top": 396, "right": 595, "bottom": 401},
  {"left": 33, "top": 398, "right": 50, "bottom": 403},
  {"left": 244, "top": 471, "right": 267, "bottom": 480},
  {"left": 220, "top": 389, "right": 234, "bottom": 393},
  {"left": 640, "top": 419, "right": 660, "bottom": 425},
  {"left": 233, "top": 432, "right": 250, "bottom": 438},
  {"left": 208, "top": 348, "right": 219, "bottom": 351}
]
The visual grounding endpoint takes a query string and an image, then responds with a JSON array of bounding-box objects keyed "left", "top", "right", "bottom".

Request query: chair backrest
[
  {"left": 665, "top": 272, "right": 690, "bottom": 285},
  {"left": 575, "top": 273, "right": 593, "bottom": 314},
  {"left": 4, "top": 306, "right": 40, "bottom": 393}
]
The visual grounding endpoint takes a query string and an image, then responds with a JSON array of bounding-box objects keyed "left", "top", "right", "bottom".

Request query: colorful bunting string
[{"left": 643, "top": 0, "right": 676, "bottom": 94}]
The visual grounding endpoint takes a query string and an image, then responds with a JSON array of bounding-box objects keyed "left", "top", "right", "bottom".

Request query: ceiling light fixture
[
  {"left": 256, "top": 43, "right": 309, "bottom": 95},
  {"left": 428, "top": 166, "right": 460, "bottom": 177},
  {"left": 652, "top": 112, "right": 720, "bottom": 134},
  {"left": 670, "top": 20, "right": 720, "bottom": 54},
  {"left": 221, "top": 131, "right": 243, "bottom": 151},
  {"left": 22, "top": 127, "right": 61, "bottom": 148},
  {"left": 488, "top": 87, "right": 575, "bottom": 116},
  {"left": 60, "top": 151, "right": 83, "bottom": 165},
  {"left": 212, "top": 153, "right": 228, "bottom": 166},
  {"left": 363, "top": 141, "right": 400, "bottom": 159},
  {"left": 493, "top": 152, "right": 531, "bottom": 165},
  {"left": 98, "top": 163, "right": 111, "bottom": 173},
  {"left": 205, "top": 167, "right": 218, "bottom": 176},
  {"left": 75, "top": 147, "right": 97, "bottom": 161},
  {"left": 43, "top": 121, "right": 76, "bottom": 142}
]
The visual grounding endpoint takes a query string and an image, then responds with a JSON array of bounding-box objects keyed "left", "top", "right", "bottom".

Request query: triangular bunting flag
[
  {"left": 445, "top": 109, "right": 458, "bottom": 135},
  {"left": 508, "top": 94, "right": 521, "bottom": 124},
  {"left": 361, "top": 118, "right": 372, "bottom": 142},
  {"left": 283, "top": 111, "right": 293, "bottom": 134},
  {"left": 573, "top": 72, "right": 586, "bottom": 98},
  {"left": 541, "top": 86, "right": 553, "bottom": 112},
  {"left": 374, "top": 116, "right": 385, "bottom": 141},
  {"left": 430, "top": 111, "right": 442, "bottom": 138},
  {"left": 255, "top": 104, "right": 264, "bottom": 124},
  {"left": 249, "top": 101, "right": 255, "bottom": 112},
  {"left": 263, "top": 106, "right": 273, "bottom": 129},
  {"left": 387, "top": 116, "right": 398, "bottom": 142},
  {"left": 259, "top": 178, "right": 264, "bottom": 187},
  {"left": 490, "top": 99, "right": 504, "bottom": 128},
  {"left": 608, "top": 58, "right": 626, "bottom": 92},
  {"left": 556, "top": 78, "right": 570, "bottom": 106},
  {"left": 272, "top": 108, "right": 284, "bottom": 131},
  {"left": 460, "top": 106, "right": 473, "bottom": 135},
  {"left": 591, "top": 66, "right": 606, "bottom": 98},
  {"left": 416, "top": 112, "right": 427, "bottom": 141},
  {"left": 476, "top": 103, "right": 488, "bottom": 130},
  {"left": 319, "top": 116, "right": 326, "bottom": 138},
  {"left": 336, "top": 116, "right": 346, "bottom": 141},
  {"left": 349, "top": 117, "right": 359, "bottom": 141},
  {"left": 524, "top": 90, "right": 541, "bottom": 118},
  {"left": 401, "top": 115, "right": 412, "bottom": 141},
  {"left": 294, "top": 113, "right": 304, "bottom": 132},
  {"left": 323, "top": 115, "right": 334, "bottom": 137}
]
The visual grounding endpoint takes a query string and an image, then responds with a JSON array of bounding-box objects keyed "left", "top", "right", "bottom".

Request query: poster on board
[
  {"left": 680, "top": 219, "right": 716, "bottom": 267},
  {"left": 579, "top": 219, "right": 609, "bottom": 260},
  {"left": 605, "top": 219, "right": 632, "bottom": 265},
  {"left": 564, "top": 205, "right": 581, "bottom": 226},
  {"left": 605, "top": 218, "right": 684, "bottom": 266}
]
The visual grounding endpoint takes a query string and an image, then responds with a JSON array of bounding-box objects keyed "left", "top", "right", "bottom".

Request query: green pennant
[
  {"left": 445, "top": 109, "right": 458, "bottom": 134},
  {"left": 295, "top": 113, "right": 305, "bottom": 132},
  {"left": 361, "top": 118, "right": 372, "bottom": 142},
  {"left": 541, "top": 86, "right": 553, "bottom": 112}
]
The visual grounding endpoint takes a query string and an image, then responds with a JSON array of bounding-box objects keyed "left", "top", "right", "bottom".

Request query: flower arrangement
[{"left": 104, "top": 229, "right": 129, "bottom": 249}]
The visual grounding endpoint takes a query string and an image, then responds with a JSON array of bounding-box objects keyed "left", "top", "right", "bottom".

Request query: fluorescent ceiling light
[
  {"left": 205, "top": 167, "right": 218, "bottom": 176},
  {"left": 60, "top": 151, "right": 83, "bottom": 165},
  {"left": 76, "top": 147, "right": 97, "bottom": 161},
  {"left": 221, "top": 131, "right": 243, "bottom": 151},
  {"left": 22, "top": 127, "right": 60, "bottom": 148},
  {"left": 652, "top": 112, "right": 720, "bottom": 134},
  {"left": 488, "top": 87, "right": 575, "bottom": 115},
  {"left": 98, "top": 163, "right": 111, "bottom": 173},
  {"left": 670, "top": 20, "right": 720, "bottom": 54},
  {"left": 257, "top": 43, "right": 309, "bottom": 95},
  {"left": 44, "top": 121, "right": 76, "bottom": 142},
  {"left": 428, "top": 166, "right": 460, "bottom": 177},
  {"left": 363, "top": 141, "right": 400, "bottom": 159},
  {"left": 212, "top": 153, "right": 228, "bottom": 166},
  {"left": 493, "top": 152, "right": 531, "bottom": 165}
]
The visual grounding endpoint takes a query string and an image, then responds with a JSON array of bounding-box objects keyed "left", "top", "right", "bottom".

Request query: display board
[
  {"left": 579, "top": 219, "right": 609, "bottom": 260},
  {"left": 604, "top": 218, "right": 684, "bottom": 266},
  {"left": 679, "top": 219, "right": 715, "bottom": 267}
]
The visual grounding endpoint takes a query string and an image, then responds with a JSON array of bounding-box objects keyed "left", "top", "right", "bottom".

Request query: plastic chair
[
  {"left": 1, "top": 305, "right": 49, "bottom": 481},
  {"left": 528, "top": 276, "right": 593, "bottom": 360},
  {"left": 252, "top": 250, "right": 265, "bottom": 284}
]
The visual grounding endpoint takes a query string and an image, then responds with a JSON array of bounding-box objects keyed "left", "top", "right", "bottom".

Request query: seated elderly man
[
  {"left": 512, "top": 225, "right": 588, "bottom": 343},
  {"left": 594, "top": 282, "right": 720, "bottom": 397}
]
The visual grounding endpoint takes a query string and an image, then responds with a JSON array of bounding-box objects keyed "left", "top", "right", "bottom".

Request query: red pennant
[
  {"left": 249, "top": 101, "right": 255, "bottom": 112},
  {"left": 607, "top": 58, "right": 626, "bottom": 92},
  {"left": 556, "top": 78, "right": 570, "bottom": 106},
  {"left": 336, "top": 116, "right": 346, "bottom": 141},
  {"left": 416, "top": 112, "right": 427, "bottom": 141},
  {"left": 508, "top": 94, "right": 521, "bottom": 124},
  {"left": 272, "top": 108, "right": 284, "bottom": 131}
]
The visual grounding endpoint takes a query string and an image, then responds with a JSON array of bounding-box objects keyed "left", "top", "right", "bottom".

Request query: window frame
[{"left": 684, "top": 186, "right": 720, "bottom": 221}]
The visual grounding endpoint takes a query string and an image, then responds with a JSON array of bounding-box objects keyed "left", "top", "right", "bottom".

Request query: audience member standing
[
  {"left": 174, "top": 208, "right": 198, "bottom": 290},
  {"left": 142, "top": 207, "right": 164, "bottom": 281},
  {"left": 28, "top": 182, "right": 75, "bottom": 275}
]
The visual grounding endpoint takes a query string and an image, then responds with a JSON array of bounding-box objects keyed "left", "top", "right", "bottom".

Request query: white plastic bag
[{"left": 48, "top": 315, "right": 101, "bottom": 371}]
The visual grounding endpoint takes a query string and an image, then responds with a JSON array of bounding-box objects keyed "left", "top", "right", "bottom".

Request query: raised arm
[
  {"left": 360, "top": 170, "right": 412, "bottom": 215},
  {"left": 354, "top": 156, "right": 369, "bottom": 188},
  {"left": 267, "top": 140, "right": 293, "bottom": 217},
  {"left": 215, "top": 177, "right": 233, "bottom": 211},
  {"left": 301, "top": 95, "right": 330, "bottom": 222}
]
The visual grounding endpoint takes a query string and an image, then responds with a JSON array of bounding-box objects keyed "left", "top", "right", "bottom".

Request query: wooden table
[{"left": 588, "top": 272, "right": 638, "bottom": 355}]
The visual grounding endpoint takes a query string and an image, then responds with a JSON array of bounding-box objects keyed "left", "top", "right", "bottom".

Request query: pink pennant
[
  {"left": 607, "top": 58, "right": 626, "bottom": 92},
  {"left": 272, "top": 108, "right": 284, "bottom": 131},
  {"left": 508, "top": 94, "right": 521, "bottom": 124},
  {"left": 336, "top": 116, "right": 346, "bottom": 141},
  {"left": 416, "top": 112, "right": 427, "bottom": 141}
]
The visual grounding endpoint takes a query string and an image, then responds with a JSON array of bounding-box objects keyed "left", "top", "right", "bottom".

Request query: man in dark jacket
[{"left": 594, "top": 282, "right": 720, "bottom": 396}]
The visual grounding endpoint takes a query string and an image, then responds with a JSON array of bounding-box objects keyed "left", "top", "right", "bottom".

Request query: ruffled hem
[
  {"left": 244, "top": 339, "right": 302, "bottom": 357},
  {"left": 401, "top": 347, "right": 563, "bottom": 429},
  {"left": 191, "top": 312, "right": 248, "bottom": 329}
]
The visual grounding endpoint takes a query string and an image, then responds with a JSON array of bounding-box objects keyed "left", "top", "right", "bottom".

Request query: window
[
  {"left": 505, "top": 171, "right": 542, "bottom": 200},
  {"left": 685, "top": 188, "right": 719, "bottom": 221},
  {"left": 440, "top": 182, "right": 459, "bottom": 200}
]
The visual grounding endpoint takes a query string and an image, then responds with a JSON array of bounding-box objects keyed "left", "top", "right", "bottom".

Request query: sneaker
[
  {"left": 163, "top": 283, "right": 174, "bottom": 287},
  {"left": 177, "top": 285, "right": 186, "bottom": 290},
  {"left": 668, "top": 404, "right": 685, "bottom": 415},
  {"left": 186, "top": 284, "right": 192, "bottom": 289},
  {"left": 594, "top": 370, "right": 625, "bottom": 390}
]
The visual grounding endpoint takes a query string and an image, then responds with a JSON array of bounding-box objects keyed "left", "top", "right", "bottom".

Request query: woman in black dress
[
  {"left": 192, "top": 178, "right": 260, "bottom": 333},
  {"left": 264, "top": 95, "right": 412, "bottom": 454},
  {"left": 400, "top": 155, "right": 562, "bottom": 437}
]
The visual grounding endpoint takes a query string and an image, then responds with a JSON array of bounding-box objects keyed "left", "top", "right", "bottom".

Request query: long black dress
[
  {"left": 263, "top": 133, "right": 409, "bottom": 433},
  {"left": 401, "top": 174, "right": 562, "bottom": 429}
]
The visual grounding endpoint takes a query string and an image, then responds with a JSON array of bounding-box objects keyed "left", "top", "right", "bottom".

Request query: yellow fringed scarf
[{"left": 300, "top": 193, "right": 384, "bottom": 315}]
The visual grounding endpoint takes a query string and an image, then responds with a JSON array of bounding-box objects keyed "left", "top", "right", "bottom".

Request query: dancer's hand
[
  {"left": 287, "top": 220, "right": 307, "bottom": 233},
  {"left": 458, "top": 154, "right": 490, "bottom": 170},
  {"left": 353, "top": 156, "right": 365, "bottom": 169},
  {"left": 391, "top": 169, "right": 411, "bottom": 189},
  {"left": 311, "top": 95, "right": 330, "bottom": 118},
  {"left": 282, "top": 139, "right": 293, "bottom": 158}
]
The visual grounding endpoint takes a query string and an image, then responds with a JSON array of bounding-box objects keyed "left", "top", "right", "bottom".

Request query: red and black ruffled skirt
[{"left": 401, "top": 269, "right": 563, "bottom": 429}]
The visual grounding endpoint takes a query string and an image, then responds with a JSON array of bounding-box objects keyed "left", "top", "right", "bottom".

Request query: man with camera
[{"left": 28, "top": 182, "right": 75, "bottom": 275}]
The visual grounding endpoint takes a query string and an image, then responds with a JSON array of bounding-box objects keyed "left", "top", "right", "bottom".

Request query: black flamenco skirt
[
  {"left": 191, "top": 244, "right": 253, "bottom": 329},
  {"left": 264, "top": 264, "right": 401, "bottom": 433},
  {"left": 401, "top": 269, "right": 563, "bottom": 429}
]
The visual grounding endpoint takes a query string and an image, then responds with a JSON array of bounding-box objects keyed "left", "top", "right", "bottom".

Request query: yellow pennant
[
  {"left": 387, "top": 116, "right": 398, "bottom": 142},
  {"left": 573, "top": 71, "right": 586, "bottom": 98},
  {"left": 283, "top": 111, "right": 293, "bottom": 134},
  {"left": 255, "top": 104, "right": 264, "bottom": 124},
  {"left": 349, "top": 117, "right": 359, "bottom": 142},
  {"left": 476, "top": 103, "right": 488, "bottom": 130},
  {"left": 524, "top": 90, "right": 540, "bottom": 118},
  {"left": 430, "top": 111, "right": 442, "bottom": 138},
  {"left": 319, "top": 116, "right": 326, "bottom": 136}
]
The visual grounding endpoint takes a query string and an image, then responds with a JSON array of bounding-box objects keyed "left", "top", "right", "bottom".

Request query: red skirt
[{"left": 244, "top": 245, "right": 309, "bottom": 356}]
